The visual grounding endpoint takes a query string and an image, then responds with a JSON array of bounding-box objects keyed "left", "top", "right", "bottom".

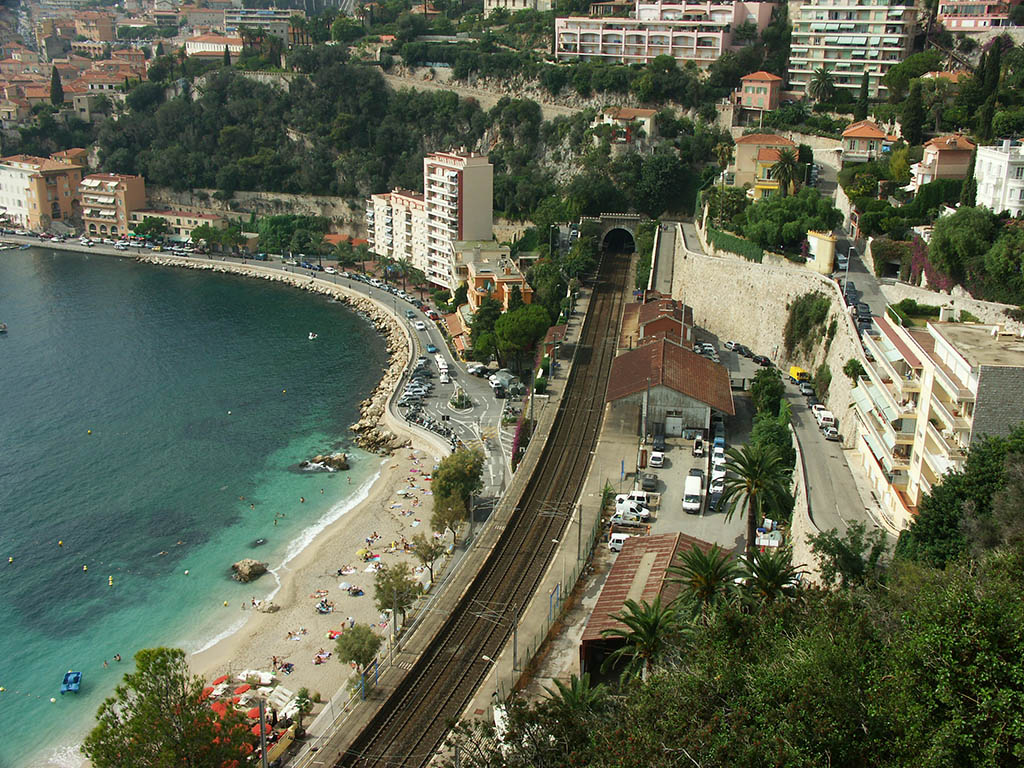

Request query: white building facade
[
  {"left": 365, "top": 151, "right": 494, "bottom": 289},
  {"left": 974, "top": 141, "right": 1024, "bottom": 218},
  {"left": 0, "top": 160, "right": 36, "bottom": 226},
  {"left": 788, "top": 0, "right": 917, "bottom": 99}
]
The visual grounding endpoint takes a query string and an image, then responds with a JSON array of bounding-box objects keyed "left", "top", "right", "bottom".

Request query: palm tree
[
  {"left": 719, "top": 443, "right": 792, "bottom": 554},
  {"left": 543, "top": 673, "right": 607, "bottom": 717},
  {"left": 739, "top": 546, "right": 806, "bottom": 605},
  {"left": 668, "top": 544, "right": 738, "bottom": 623},
  {"left": 599, "top": 595, "right": 678, "bottom": 682},
  {"left": 808, "top": 67, "right": 836, "bottom": 104},
  {"left": 770, "top": 147, "right": 801, "bottom": 198}
]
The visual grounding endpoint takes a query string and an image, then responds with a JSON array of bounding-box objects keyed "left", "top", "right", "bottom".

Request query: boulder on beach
[
  {"left": 256, "top": 600, "right": 280, "bottom": 613},
  {"left": 231, "top": 558, "right": 269, "bottom": 583}
]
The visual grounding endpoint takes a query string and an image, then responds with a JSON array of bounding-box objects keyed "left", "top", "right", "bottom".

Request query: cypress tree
[
  {"left": 976, "top": 94, "right": 996, "bottom": 142},
  {"left": 854, "top": 74, "right": 869, "bottom": 121},
  {"left": 902, "top": 81, "right": 925, "bottom": 146},
  {"left": 984, "top": 40, "right": 1002, "bottom": 96},
  {"left": 960, "top": 151, "right": 977, "bottom": 207},
  {"left": 49, "top": 65, "right": 63, "bottom": 105},
  {"left": 223, "top": 45, "right": 230, "bottom": 66},
  {"left": 156, "top": 41, "right": 165, "bottom": 56}
]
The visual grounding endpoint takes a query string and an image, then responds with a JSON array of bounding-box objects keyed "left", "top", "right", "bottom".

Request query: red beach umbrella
[
  {"left": 247, "top": 707, "right": 261, "bottom": 719},
  {"left": 231, "top": 696, "right": 241, "bottom": 704},
  {"left": 200, "top": 687, "right": 214, "bottom": 701},
  {"left": 211, "top": 674, "right": 228, "bottom": 685},
  {"left": 210, "top": 701, "right": 228, "bottom": 718},
  {"left": 251, "top": 722, "right": 272, "bottom": 736},
  {"left": 234, "top": 683, "right": 251, "bottom": 695}
]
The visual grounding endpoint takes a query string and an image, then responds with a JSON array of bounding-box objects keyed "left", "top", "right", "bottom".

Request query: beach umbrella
[
  {"left": 252, "top": 722, "right": 273, "bottom": 736},
  {"left": 339, "top": 582, "right": 351, "bottom": 590},
  {"left": 232, "top": 696, "right": 241, "bottom": 705},
  {"left": 200, "top": 686, "right": 214, "bottom": 701},
  {"left": 247, "top": 707, "right": 261, "bottom": 719},
  {"left": 234, "top": 683, "right": 251, "bottom": 695},
  {"left": 210, "top": 701, "right": 228, "bottom": 718},
  {"left": 212, "top": 674, "right": 228, "bottom": 685},
  {"left": 356, "top": 548, "right": 368, "bottom": 557}
]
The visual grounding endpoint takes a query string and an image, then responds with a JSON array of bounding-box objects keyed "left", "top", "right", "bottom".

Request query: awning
[
  {"left": 851, "top": 384, "right": 873, "bottom": 415},
  {"left": 864, "top": 381, "right": 898, "bottom": 422},
  {"left": 862, "top": 431, "right": 892, "bottom": 473}
]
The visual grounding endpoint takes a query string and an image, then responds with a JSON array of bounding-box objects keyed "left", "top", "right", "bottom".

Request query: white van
[
  {"left": 815, "top": 409, "right": 836, "bottom": 428},
  {"left": 616, "top": 490, "right": 651, "bottom": 510},
  {"left": 611, "top": 502, "right": 651, "bottom": 523},
  {"left": 609, "top": 532, "right": 631, "bottom": 552},
  {"left": 439, "top": 371, "right": 450, "bottom": 384},
  {"left": 682, "top": 475, "right": 703, "bottom": 515}
]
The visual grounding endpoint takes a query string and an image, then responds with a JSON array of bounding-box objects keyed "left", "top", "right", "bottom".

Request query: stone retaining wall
[{"left": 671, "top": 223, "right": 867, "bottom": 452}]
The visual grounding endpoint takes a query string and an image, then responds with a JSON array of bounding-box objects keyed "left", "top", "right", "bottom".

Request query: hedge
[{"left": 707, "top": 226, "right": 764, "bottom": 263}]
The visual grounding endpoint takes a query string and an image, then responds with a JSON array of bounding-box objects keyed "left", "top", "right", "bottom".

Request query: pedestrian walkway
[{"left": 651, "top": 224, "right": 675, "bottom": 295}]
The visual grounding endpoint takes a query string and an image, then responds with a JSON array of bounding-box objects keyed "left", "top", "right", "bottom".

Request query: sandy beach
[{"left": 190, "top": 438, "right": 448, "bottom": 701}]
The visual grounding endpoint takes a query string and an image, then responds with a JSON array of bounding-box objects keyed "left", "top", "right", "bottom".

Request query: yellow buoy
[
  {"left": 58, "top": 540, "right": 63, "bottom": 547},
  {"left": 282, "top": 389, "right": 286, "bottom": 394},
  {"left": 50, "top": 698, "right": 56, "bottom": 703},
  {"left": 0, "top": 686, "right": 5, "bottom": 692},
  {"left": 108, "top": 576, "right": 113, "bottom": 587},
  {"left": 223, "top": 601, "right": 229, "bottom": 606},
  {"left": 83, "top": 565, "right": 87, "bottom": 571},
  {"left": 87, "top": 430, "right": 92, "bottom": 435}
]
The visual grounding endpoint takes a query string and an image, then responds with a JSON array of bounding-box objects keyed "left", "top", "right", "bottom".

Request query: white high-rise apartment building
[
  {"left": 789, "top": 0, "right": 917, "bottom": 99},
  {"left": 366, "top": 151, "right": 493, "bottom": 289},
  {"left": 974, "top": 140, "right": 1024, "bottom": 218}
]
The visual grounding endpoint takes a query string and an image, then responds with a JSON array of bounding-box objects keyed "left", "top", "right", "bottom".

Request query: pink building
[
  {"left": 937, "top": 0, "right": 1017, "bottom": 31},
  {"left": 735, "top": 70, "right": 783, "bottom": 111},
  {"left": 555, "top": 0, "right": 775, "bottom": 67}
]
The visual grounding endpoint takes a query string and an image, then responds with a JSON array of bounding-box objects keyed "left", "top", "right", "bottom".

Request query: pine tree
[
  {"left": 984, "top": 40, "right": 1002, "bottom": 96},
  {"left": 49, "top": 65, "right": 63, "bottom": 105},
  {"left": 902, "top": 81, "right": 925, "bottom": 146},
  {"left": 976, "top": 94, "right": 996, "bottom": 142},
  {"left": 960, "top": 151, "right": 977, "bottom": 207},
  {"left": 156, "top": 41, "right": 164, "bottom": 56},
  {"left": 854, "top": 75, "right": 869, "bottom": 121},
  {"left": 223, "top": 45, "right": 230, "bottom": 66}
]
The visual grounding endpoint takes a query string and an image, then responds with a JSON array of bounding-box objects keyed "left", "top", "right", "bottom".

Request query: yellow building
[
  {"left": 129, "top": 208, "right": 227, "bottom": 240},
  {"left": 0, "top": 151, "right": 85, "bottom": 229},
  {"left": 728, "top": 133, "right": 795, "bottom": 192}
]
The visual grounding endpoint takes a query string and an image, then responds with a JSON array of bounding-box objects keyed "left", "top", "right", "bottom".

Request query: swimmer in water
[{"left": 300, "top": 497, "right": 305, "bottom": 503}]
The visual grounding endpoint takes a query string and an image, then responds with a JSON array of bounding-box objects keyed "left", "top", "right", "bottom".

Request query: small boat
[
  {"left": 18, "top": 243, "right": 30, "bottom": 250},
  {"left": 308, "top": 332, "right": 318, "bottom": 340},
  {"left": 60, "top": 671, "right": 82, "bottom": 694},
  {"left": 0, "top": 323, "right": 7, "bottom": 334}
]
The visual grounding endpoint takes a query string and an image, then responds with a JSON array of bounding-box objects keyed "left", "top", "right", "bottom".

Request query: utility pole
[
  {"left": 576, "top": 504, "right": 582, "bottom": 564},
  {"left": 512, "top": 601, "right": 519, "bottom": 671},
  {"left": 258, "top": 699, "right": 269, "bottom": 768}
]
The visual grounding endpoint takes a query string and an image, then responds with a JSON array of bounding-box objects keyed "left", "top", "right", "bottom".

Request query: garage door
[{"left": 664, "top": 416, "right": 683, "bottom": 437}]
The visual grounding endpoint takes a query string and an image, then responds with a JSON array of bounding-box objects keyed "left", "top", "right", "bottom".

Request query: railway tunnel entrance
[{"left": 602, "top": 227, "right": 636, "bottom": 254}]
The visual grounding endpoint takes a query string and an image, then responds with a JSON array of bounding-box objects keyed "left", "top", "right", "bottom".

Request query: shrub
[
  {"left": 707, "top": 226, "right": 763, "bottom": 262},
  {"left": 784, "top": 292, "right": 831, "bottom": 356},
  {"left": 843, "top": 358, "right": 866, "bottom": 380},
  {"left": 814, "top": 363, "right": 832, "bottom": 400}
]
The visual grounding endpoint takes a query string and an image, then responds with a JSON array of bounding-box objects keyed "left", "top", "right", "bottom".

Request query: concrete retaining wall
[
  {"left": 880, "top": 281, "right": 1024, "bottom": 334},
  {"left": 671, "top": 223, "right": 867, "bottom": 450}
]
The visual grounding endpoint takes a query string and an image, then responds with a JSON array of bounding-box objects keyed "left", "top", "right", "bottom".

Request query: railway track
[{"left": 336, "top": 250, "right": 631, "bottom": 768}]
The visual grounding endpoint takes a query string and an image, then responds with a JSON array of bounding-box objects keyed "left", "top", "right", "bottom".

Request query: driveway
[{"left": 834, "top": 235, "right": 888, "bottom": 319}]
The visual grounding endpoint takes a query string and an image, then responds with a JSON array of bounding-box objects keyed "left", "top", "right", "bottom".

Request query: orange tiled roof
[
  {"left": 924, "top": 133, "right": 975, "bottom": 152},
  {"left": 605, "top": 106, "right": 657, "bottom": 120},
  {"left": 741, "top": 70, "right": 783, "bottom": 82},
  {"left": 757, "top": 147, "right": 783, "bottom": 163},
  {"left": 842, "top": 119, "right": 891, "bottom": 140}
]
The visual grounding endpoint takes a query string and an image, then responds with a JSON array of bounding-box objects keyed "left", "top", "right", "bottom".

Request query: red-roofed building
[
  {"left": 129, "top": 208, "right": 228, "bottom": 240},
  {"left": 0, "top": 97, "right": 30, "bottom": 126},
  {"left": 729, "top": 133, "right": 795, "bottom": 190},
  {"left": 909, "top": 133, "right": 976, "bottom": 193},
  {"left": 0, "top": 151, "right": 86, "bottom": 229},
  {"left": 735, "top": 70, "right": 783, "bottom": 111},
  {"left": 842, "top": 120, "right": 897, "bottom": 164},
  {"left": 619, "top": 295, "right": 694, "bottom": 350},
  {"left": 580, "top": 532, "right": 717, "bottom": 673},
  {"left": 606, "top": 337, "right": 734, "bottom": 437},
  {"left": 593, "top": 106, "right": 658, "bottom": 144},
  {"left": 80, "top": 173, "right": 147, "bottom": 237}
]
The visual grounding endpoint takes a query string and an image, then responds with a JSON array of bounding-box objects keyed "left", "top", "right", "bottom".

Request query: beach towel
[{"left": 410, "top": 520, "right": 421, "bottom": 527}]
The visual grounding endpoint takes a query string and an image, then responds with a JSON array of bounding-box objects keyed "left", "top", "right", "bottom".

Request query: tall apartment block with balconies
[
  {"left": 554, "top": 0, "right": 775, "bottom": 66},
  {"left": 853, "top": 313, "right": 1024, "bottom": 531},
  {"left": 974, "top": 140, "right": 1024, "bottom": 218},
  {"left": 365, "top": 151, "right": 493, "bottom": 289},
  {"left": 937, "top": 0, "right": 1014, "bottom": 31},
  {"left": 79, "top": 173, "right": 146, "bottom": 237},
  {"left": 788, "top": 0, "right": 917, "bottom": 99}
]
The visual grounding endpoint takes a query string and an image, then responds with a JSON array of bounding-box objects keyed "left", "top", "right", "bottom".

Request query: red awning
[
  {"left": 246, "top": 707, "right": 261, "bottom": 719},
  {"left": 233, "top": 683, "right": 251, "bottom": 694},
  {"left": 211, "top": 674, "right": 228, "bottom": 685},
  {"left": 200, "top": 686, "right": 214, "bottom": 701},
  {"left": 251, "top": 722, "right": 272, "bottom": 736}
]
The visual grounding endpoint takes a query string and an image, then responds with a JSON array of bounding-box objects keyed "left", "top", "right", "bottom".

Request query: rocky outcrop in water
[
  {"left": 301, "top": 452, "right": 350, "bottom": 471},
  {"left": 232, "top": 558, "right": 268, "bottom": 583}
]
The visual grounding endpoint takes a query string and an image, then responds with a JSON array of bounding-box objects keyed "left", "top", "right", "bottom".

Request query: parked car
[
  {"left": 856, "top": 302, "right": 870, "bottom": 317},
  {"left": 753, "top": 355, "right": 773, "bottom": 367},
  {"left": 708, "top": 490, "right": 723, "bottom": 511},
  {"left": 692, "top": 435, "right": 704, "bottom": 457},
  {"left": 652, "top": 434, "right": 666, "bottom": 452},
  {"left": 414, "top": 321, "right": 426, "bottom": 331},
  {"left": 426, "top": 344, "right": 438, "bottom": 354},
  {"left": 823, "top": 426, "right": 840, "bottom": 441},
  {"left": 737, "top": 345, "right": 753, "bottom": 358},
  {"left": 640, "top": 473, "right": 658, "bottom": 492},
  {"left": 648, "top": 451, "right": 665, "bottom": 468},
  {"left": 799, "top": 382, "right": 815, "bottom": 397},
  {"left": 724, "top": 340, "right": 738, "bottom": 350}
]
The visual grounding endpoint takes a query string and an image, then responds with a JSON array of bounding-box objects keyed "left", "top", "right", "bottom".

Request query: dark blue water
[{"left": 0, "top": 249, "right": 387, "bottom": 766}]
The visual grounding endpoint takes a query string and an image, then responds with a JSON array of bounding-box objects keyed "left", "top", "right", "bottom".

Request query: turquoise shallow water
[{"left": 0, "top": 249, "right": 388, "bottom": 767}]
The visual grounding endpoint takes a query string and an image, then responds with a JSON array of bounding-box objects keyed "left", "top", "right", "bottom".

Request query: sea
[{"left": 0, "top": 248, "right": 389, "bottom": 767}]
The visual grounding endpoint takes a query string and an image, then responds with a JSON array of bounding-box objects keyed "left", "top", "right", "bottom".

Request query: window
[{"left": 1015, "top": 166, "right": 1023, "bottom": 179}]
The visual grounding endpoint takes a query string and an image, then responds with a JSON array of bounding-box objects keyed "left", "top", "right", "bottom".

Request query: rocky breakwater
[
  {"left": 232, "top": 558, "right": 268, "bottom": 582},
  {"left": 137, "top": 256, "right": 411, "bottom": 454}
]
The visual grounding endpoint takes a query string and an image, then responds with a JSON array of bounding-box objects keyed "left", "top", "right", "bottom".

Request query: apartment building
[
  {"left": 74, "top": 12, "right": 115, "bottom": 42},
  {"left": 854, "top": 314, "right": 1024, "bottom": 530},
  {"left": 909, "top": 133, "right": 975, "bottom": 193},
  {"left": 79, "top": 173, "right": 146, "bottom": 237},
  {"left": 974, "top": 140, "right": 1024, "bottom": 218},
  {"left": 365, "top": 188, "right": 429, "bottom": 267},
  {"left": 789, "top": 0, "right": 917, "bottom": 99},
  {"left": 366, "top": 151, "right": 494, "bottom": 290},
  {"left": 223, "top": 8, "right": 303, "bottom": 38},
  {"left": 181, "top": 5, "right": 227, "bottom": 29},
  {"left": 554, "top": 0, "right": 775, "bottom": 67},
  {"left": 185, "top": 34, "right": 244, "bottom": 58},
  {"left": 937, "top": 0, "right": 1015, "bottom": 31},
  {"left": 128, "top": 209, "right": 227, "bottom": 240},
  {"left": 0, "top": 151, "right": 84, "bottom": 229}
]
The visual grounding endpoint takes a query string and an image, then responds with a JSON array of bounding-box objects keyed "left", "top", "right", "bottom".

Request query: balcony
[{"left": 929, "top": 395, "right": 970, "bottom": 432}]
